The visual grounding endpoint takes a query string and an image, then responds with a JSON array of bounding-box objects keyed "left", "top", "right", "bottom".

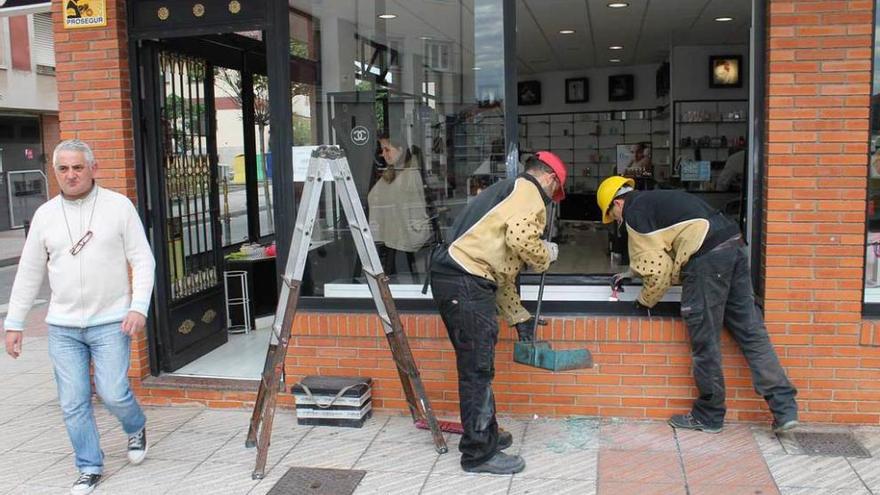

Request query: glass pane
[
  {"left": 865, "top": 0, "right": 880, "bottom": 302},
  {"left": 213, "top": 67, "right": 250, "bottom": 246},
  {"left": 290, "top": 0, "right": 507, "bottom": 298},
  {"left": 254, "top": 74, "right": 275, "bottom": 237}
]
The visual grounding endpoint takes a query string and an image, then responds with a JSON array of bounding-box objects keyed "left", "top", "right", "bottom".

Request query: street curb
[{"left": 0, "top": 257, "right": 20, "bottom": 268}]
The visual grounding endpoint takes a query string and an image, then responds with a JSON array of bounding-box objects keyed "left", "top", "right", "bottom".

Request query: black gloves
[{"left": 515, "top": 317, "right": 547, "bottom": 342}]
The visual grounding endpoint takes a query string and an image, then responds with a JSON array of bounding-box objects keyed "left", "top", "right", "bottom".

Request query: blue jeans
[{"left": 48, "top": 322, "right": 146, "bottom": 475}]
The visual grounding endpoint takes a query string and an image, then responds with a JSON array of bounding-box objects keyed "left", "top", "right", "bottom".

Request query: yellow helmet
[{"left": 597, "top": 176, "right": 635, "bottom": 224}]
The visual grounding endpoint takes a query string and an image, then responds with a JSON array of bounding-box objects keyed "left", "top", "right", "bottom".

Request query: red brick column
[
  {"left": 52, "top": 0, "right": 149, "bottom": 379},
  {"left": 766, "top": 0, "right": 878, "bottom": 423}
]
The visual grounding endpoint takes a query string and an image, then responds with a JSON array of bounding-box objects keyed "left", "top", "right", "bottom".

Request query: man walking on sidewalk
[
  {"left": 3, "top": 139, "right": 155, "bottom": 494},
  {"left": 597, "top": 176, "right": 798, "bottom": 434},
  {"left": 430, "top": 152, "right": 565, "bottom": 474}
]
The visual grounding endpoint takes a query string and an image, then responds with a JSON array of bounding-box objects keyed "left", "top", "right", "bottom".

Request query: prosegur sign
[{"left": 62, "top": 0, "right": 106, "bottom": 29}]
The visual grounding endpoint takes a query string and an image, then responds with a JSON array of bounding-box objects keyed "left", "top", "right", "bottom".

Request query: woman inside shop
[{"left": 367, "top": 132, "right": 435, "bottom": 278}]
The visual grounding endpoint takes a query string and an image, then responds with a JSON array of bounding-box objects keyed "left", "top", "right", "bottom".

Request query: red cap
[{"left": 535, "top": 150, "right": 567, "bottom": 202}]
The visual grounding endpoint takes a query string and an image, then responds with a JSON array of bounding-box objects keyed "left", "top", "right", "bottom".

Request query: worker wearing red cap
[{"left": 429, "top": 151, "right": 566, "bottom": 474}]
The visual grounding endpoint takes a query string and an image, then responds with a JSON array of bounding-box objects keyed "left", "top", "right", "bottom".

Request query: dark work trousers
[
  {"left": 430, "top": 271, "right": 500, "bottom": 468},
  {"left": 680, "top": 241, "right": 798, "bottom": 428}
]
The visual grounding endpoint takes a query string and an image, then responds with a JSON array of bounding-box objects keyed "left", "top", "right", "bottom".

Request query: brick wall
[
  {"left": 51, "top": 0, "right": 880, "bottom": 425},
  {"left": 764, "top": 0, "right": 880, "bottom": 424}
]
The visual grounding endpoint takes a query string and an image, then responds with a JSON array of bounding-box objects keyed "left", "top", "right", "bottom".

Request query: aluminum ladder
[{"left": 246, "top": 145, "right": 448, "bottom": 479}]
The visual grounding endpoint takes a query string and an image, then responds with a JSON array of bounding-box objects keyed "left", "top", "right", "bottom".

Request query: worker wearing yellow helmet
[{"left": 596, "top": 176, "right": 799, "bottom": 435}]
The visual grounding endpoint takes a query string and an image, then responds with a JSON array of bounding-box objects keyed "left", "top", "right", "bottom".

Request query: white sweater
[{"left": 4, "top": 185, "right": 156, "bottom": 330}]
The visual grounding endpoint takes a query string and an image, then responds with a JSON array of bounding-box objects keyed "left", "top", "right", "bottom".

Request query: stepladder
[{"left": 246, "top": 145, "right": 448, "bottom": 479}]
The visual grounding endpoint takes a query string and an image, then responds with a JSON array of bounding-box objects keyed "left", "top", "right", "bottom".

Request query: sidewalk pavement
[
  {"left": 2, "top": 337, "right": 880, "bottom": 495},
  {"left": 0, "top": 229, "right": 25, "bottom": 267}
]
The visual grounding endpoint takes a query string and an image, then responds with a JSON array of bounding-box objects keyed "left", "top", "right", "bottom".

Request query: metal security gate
[{"left": 141, "top": 45, "right": 227, "bottom": 371}]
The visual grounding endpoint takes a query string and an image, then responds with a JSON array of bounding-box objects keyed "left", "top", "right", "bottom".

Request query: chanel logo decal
[
  {"left": 157, "top": 6, "right": 169, "bottom": 20},
  {"left": 192, "top": 3, "right": 205, "bottom": 17},
  {"left": 351, "top": 126, "right": 370, "bottom": 146},
  {"left": 228, "top": 0, "right": 241, "bottom": 14}
]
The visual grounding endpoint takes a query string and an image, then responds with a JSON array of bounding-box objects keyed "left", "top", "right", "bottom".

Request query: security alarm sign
[{"left": 63, "top": 0, "right": 106, "bottom": 29}]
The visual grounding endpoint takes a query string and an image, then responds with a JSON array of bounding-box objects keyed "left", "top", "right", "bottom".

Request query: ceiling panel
[{"left": 518, "top": 0, "right": 751, "bottom": 73}]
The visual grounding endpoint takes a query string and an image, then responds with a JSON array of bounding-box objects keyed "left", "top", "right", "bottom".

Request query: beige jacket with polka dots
[
  {"left": 433, "top": 175, "right": 552, "bottom": 325},
  {"left": 625, "top": 220, "right": 709, "bottom": 307},
  {"left": 622, "top": 190, "right": 741, "bottom": 308}
]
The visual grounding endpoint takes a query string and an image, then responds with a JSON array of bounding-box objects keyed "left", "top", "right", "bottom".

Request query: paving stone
[
  {"left": 420, "top": 473, "right": 512, "bottom": 495},
  {"left": 597, "top": 450, "right": 684, "bottom": 484},
  {"left": 510, "top": 476, "right": 596, "bottom": 495},
  {"left": 165, "top": 461, "right": 261, "bottom": 495},
  {"left": 525, "top": 417, "right": 600, "bottom": 451},
  {"left": 177, "top": 409, "right": 255, "bottom": 435},
  {"left": 280, "top": 436, "right": 371, "bottom": 470},
  {"left": 96, "top": 459, "right": 200, "bottom": 495},
  {"left": 682, "top": 452, "right": 774, "bottom": 486},
  {"left": 150, "top": 429, "right": 237, "bottom": 463},
  {"left": 764, "top": 454, "right": 863, "bottom": 489},
  {"left": 207, "top": 430, "right": 305, "bottom": 466},
  {"left": 31, "top": 453, "right": 128, "bottom": 488},
  {"left": 517, "top": 443, "right": 597, "bottom": 480},
  {"left": 599, "top": 421, "right": 676, "bottom": 452},
  {"left": 596, "top": 481, "right": 687, "bottom": 494},
  {"left": 0, "top": 450, "right": 67, "bottom": 486},
  {"left": 688, "top": 484, "right": 779, "bottom": 495},
  {"left": 677, "top": 424, "right": 760, "bottom": 455},
  {"left": 352, "top": 470, "right": 430, "bottom": 494},
  {"left": 353, "top": 440, "right": 440, "bottom": 473}
]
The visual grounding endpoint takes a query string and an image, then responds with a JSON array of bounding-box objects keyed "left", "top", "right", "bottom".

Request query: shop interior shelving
[
  {"left": 518, "top": 108, "right": 670, "bottom": 194},
  {"left": 672, "top": 99, "right": 748, "bottom": 188}
]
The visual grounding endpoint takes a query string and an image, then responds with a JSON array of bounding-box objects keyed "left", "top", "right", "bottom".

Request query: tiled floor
[
  {"left": 4, "top": 336, "right": 880, "bottom": 494},
  {"left": 171, "top": 317, "right": 274, "bottom": 379}
]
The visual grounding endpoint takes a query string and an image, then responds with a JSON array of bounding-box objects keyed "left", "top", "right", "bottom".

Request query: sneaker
[
  {"left": 463, "top": 452, "right": 526, "bottom": 475},
  {"left": 127, "top": 427, "right": 148, "bottom": 464},
  {"left": 668, "top": 413, "right": 722, "bottom": 434},
  {"left": 498, "top": 430, "right": 513, "bottom": 451},
  {"left": 70, "top": 472, "right": 101, "bottom": 495},
  {"left": 773, "top": 419, "right": 799, "bottom": 434}
]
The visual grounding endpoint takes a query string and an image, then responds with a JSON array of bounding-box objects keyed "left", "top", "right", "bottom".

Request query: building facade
[
  {"left": 43, "top": 0, "right": 880, "bottom": 425},
  {"left": 0, "top": 1, "right": 59, "bottom": 231}
]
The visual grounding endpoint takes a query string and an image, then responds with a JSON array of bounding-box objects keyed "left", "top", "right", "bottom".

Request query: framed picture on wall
[
  {"left": 608, "top": 74, "right": 634, "bottom": 101},
  {"left": 518, "top": 80, "right": 541, "bottom": 106},
  {"left": 709, "top": 55, "right": 743, "bottom": 88},
  {"left": 565, "top": 77, "right": 589, "bottom": 103}
]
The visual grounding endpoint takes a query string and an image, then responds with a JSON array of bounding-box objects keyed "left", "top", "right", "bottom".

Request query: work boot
[
  {"left": 498, "top": 430, "right": 513, "bottom": 451},
  {"left": 772, "top": 418, "right": 799, "bottom": 434},
  {"left": 463, "top": 452, "right": 526, "bottom": 475},
  {"left": 668, "top": 413, "right": 722, "bottom": 434}
]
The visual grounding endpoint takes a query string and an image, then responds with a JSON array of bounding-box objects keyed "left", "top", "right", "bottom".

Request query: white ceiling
[
  {"left": 517, "top": 0, "right": 752, "bottom": 74},
  {"left": 291, "top": 0, "right": 752, "bottom": 73}
]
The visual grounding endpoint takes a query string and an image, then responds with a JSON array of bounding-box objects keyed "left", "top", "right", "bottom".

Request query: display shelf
[{"left": 672, "top": 99, "right": 748, "bottom": 190}]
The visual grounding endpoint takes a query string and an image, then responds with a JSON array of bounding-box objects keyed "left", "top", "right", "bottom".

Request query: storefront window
[
  {"left": 865, "top": 0, "right": 880, "bottom": 303},
  {"left": 290, "top": 0, "right": 507, "bottom": 298}
]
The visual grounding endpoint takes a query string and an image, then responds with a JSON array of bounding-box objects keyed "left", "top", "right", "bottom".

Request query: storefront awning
[{"left": 0, "top": 0, "right": 51, "bottom": 17}]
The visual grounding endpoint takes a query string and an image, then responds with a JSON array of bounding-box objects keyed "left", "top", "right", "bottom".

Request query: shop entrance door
[{"left": 139, "top": 43, "right": 227, "bottom": 371}]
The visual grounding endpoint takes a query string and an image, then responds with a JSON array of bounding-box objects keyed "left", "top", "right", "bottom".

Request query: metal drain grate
[
  {"left": 266, "top": 467, "right": 366, "bottom": 495},
  {"left": 791, "top": 432, "right": 872, "bottom": 458}
]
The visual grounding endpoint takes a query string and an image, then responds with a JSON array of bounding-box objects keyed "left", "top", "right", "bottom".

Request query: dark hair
[
  {"left": 378, "top": 131, "right": 413, "bottom": 166},
  {"left": 524, "top": 156, "right": 553, "bottom": 176}
]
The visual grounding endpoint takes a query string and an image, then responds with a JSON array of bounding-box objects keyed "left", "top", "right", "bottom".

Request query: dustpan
[{"left": 513, "top": 203, "right": 593, "bottom": 371}]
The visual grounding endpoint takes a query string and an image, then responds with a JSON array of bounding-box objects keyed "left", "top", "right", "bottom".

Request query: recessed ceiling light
[
  {"left": 420, "top": 36, "right": 432, "bottom": 40},
  {"left": 609, "top": 58, "right": 621, "bottom": 63},
  {"left": 473, "top": 67, "right": 481, "bottom": 71},
  {"left": 714, "top": 16, "right": 734, "bottom": 22},
  {"left": 559, "top": 29, "right": 575, "bottom": 35},
  {"left": 378, "top": 13, "right": 397, "bottom": 19},
  {"left": 609, "top": 45, "right": 624, "bottom": 50},
  {"left": 607, "top": 2, "right": 629, "bottom": 8}
]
